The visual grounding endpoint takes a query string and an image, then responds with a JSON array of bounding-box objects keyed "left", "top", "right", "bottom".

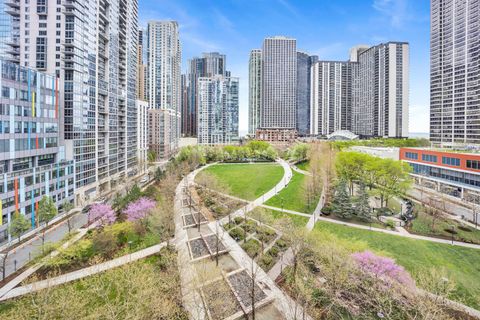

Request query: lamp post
[{"left": 450, "top": 225, "right": 455, "bottom": 245}]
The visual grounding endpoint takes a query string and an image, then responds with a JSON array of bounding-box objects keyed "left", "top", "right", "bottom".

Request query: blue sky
[{"left": 139, "top": 0, "right": 431, "bottom": 134}]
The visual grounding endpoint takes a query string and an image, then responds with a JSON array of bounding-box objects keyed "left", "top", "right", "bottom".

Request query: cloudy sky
[{"left": 139, "top": 0, "right": 431, "bottom": 134}]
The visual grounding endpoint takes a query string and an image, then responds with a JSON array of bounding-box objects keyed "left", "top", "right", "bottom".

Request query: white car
[{"left": 140, "top": 176, "right": 149, "bottom": 184}]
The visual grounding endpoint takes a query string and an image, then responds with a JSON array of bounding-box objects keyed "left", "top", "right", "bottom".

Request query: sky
[{"left": 139, "top": 0, "right": 431, "bottom": 135}]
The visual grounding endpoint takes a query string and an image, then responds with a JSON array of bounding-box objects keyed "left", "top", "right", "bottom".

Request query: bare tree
[{"left": 0, "top": 251, "right": 9, "bottom": 281}]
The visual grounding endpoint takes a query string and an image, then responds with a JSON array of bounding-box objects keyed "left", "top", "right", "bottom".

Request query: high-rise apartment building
[
  {"left": 184, "top": 52, "right": 227, "bottom": 137},
  {"left": 147, "top": 21, "right": 181, "bottom": 159},
  {"left": 248, "top": 49, "right": 262, "bottom": 136},
  {"left": 352, "top": 42, "right": 409, "bottom": 138},
  {"left": 310, "top": 61, "right": 353, "bottom": 136},
  {"left": 4, "top": 0, "right": 139, "bottom": 203},
  {"left": 136, "top": 100, "right": 148, "bottom": 173},
  {"left": 258, "top": 36, "right": 297, "bottom": 142},
  {"left": 296, "top": 52, "right": 317, "bottom": 136},
  {"left": 0, "top": 60, "right": 74, "bottom": 240},
  {"left": 137, "top": 29, "right": 147, "bottom": 101},
  {"left": 197, "top": 75, "right": 239, "bottom": 145},
  {"left": 430, "top": 0, "right": 480, "bottom": 146},
  {"left": 0, "top": 0, "right": 19, "bottom": 62}
]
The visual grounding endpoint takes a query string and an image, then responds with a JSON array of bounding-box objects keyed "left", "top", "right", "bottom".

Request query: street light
[{"left": 450, "top": 225, "right": 455, "bottom": 245}]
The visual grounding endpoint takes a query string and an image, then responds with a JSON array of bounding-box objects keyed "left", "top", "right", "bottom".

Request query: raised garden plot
[
  {"left": 202, "top": 279, "right": 242, "bottom": 319},
  {"left": 203, "top": 234, "right": 226, "bottom": 253},
  {"left": 189, "top": 238, "right": 210, "bottom": 259},
  {"left": 228, "top": 270, "right": 267, "bottom": 308}
]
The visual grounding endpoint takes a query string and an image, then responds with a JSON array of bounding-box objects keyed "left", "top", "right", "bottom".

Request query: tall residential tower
[
  {"left": 430, "top": 0, "right": 480, "bottom": 146},
  {"left": 147, "top": 21, "right": 181, "bottom": 159}
]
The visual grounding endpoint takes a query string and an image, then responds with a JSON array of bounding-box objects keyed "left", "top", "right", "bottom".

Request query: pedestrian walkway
[
  {"left": 0, "top": 241, "right": 168, "bottom": 301},
  {"left": 175, "top": 160, "right": 310, "bottom": 320}
]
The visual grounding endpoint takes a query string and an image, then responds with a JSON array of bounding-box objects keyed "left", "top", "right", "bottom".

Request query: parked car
[
  {"left": 81, "top": 204, "right": 91, "bottom": 214},
  {"left": 140, "top": 176, "right": 149, "bottom": 184}
]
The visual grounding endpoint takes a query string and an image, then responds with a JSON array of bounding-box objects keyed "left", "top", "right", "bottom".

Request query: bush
[
  {"left": 234, "top": 217, "right": 244, "bottom": 225},
  {"left": 92, "top": 231, "right": 118, "bottom": 258},
  {"left": 268, "top": 245, "right": 280, "bottom": 257},
  {"left": 321, "top": 204, "right": 333, "bottom": 216},
  {"left": 259, "top": 254, "right": 274, "bottom": 270},
  {"left": 256, "top": 226, "right": 276, "bottom": 243},
  {"left": 275, "top": 238, "right": 287, "bottom": 249},
  {"left": 241, "top": 239, "right": 261, "bottom": 258},
  {"left": 44, "top": 239, "right": 94, "bottom": 269},
  {"left": 385, "top": 219, "right": 396, "bottom": 229},
  {"left": 229, "top": 228, "right": 245, "bottom": 241}
]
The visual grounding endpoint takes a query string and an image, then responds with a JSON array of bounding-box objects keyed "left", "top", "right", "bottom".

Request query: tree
[
  {"left": 38, "top": 196, "right": 58, "bottom": 227},
  {"left": 331, "top": 179, "right": 353, "bottom": 219},
  {"left": 0, "top": 251, "right": 9, "bottom": 281},
  {"left": 289, "top": 143, "right": 309, "bottom": 162},
  {"left": 335, "top": 152, "right": 368, "bottom": 195},
  {"left": 147, "top": 150, "right": 157, "bottom": 164},
  {"left": 62, "top": 200, "right": 75, "bottom": 233},
  {"left": 374, "top": 159, "right": 412, "bottom": 208},
  {"left": 9, "top": 211, "right": 30, "bottom": 240},
  {"left": 354, "top": 183, "right": 371, "bottom": 221},
  {"left": 88, "top": 203, "right": 117, "bottom": 226},
  {"left": 123, "top": 197, "right": 156, "bottom": 227}
]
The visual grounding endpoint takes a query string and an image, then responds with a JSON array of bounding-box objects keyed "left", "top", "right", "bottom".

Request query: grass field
[
  {"left": 265, "top": 170, "right": 319, "bottom": 214},
  {"left": 196, "top": 163, "right": 284, "bottom": 200},
  {"left": 261, "top": 208, "right": 309, "bottom": 227},
  {"left": 408, "top": 210, "right": 480, "bottom": 245},
  {"left": 314, "top": 221, "right": 480, "bottom": 309},
  {"left": 295, "top": 160, "right": 310, "bottom": 171}
]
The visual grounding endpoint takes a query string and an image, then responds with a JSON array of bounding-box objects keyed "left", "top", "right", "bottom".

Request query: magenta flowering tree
[
  {"left": 123, "top": 197, "right": 156, "bottom": 222},
  {"left": 351, "top": 251, "right": 414, "bottom": 288},
  {"left": 88, "top": 203, "right": 117, "bottom": 226}
]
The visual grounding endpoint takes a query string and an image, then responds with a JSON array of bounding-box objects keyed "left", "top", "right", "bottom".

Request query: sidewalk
[{"left": 0, "top": 241, "right": 168, "bottom": 301}]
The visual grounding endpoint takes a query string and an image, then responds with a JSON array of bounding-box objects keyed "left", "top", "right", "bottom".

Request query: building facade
[
  {"left": 147, "top": 21, "right": 181, "bottom": 159},
  {"left": 136, "top": 99, "right": 148, "bottom": 173},
  {"left": 310, "top": 60, "right": 353, "bottom": 136},
  {"left": 296, "top": 52, "right": 316, "bottom": 136},
  {"left": 260, "top": 36, "right": 297, "bottom": 133},
  {"left": 0, "top": 0, "right": 19, "bottom": 63},
  {"left": 4, "top": 0, "right": 140, "bottom": 204},
  {"left": 197, "top": 75, "right": 239, "bottom": 145},
  {"left": 0, "top": 60, "right": 74, "bottom": 240},
  {"left": 184, "top": 52, "right": 227, "bottom": 137},
  {"left": 248, "top": 49, "right": 262, "bottom": 137},
  {"left": 352, "top": 42, "right": 409, "bottom": 138},
  {"left": 430, "top": 0, "right": 480, "bottom": 146},
  {"left": 400, "top": 147, "right": 480, "bottom": 204}
]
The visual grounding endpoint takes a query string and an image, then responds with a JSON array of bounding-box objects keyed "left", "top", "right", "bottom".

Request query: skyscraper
[
  {"left": 0, "top": 0, "right": 19, "bottom": 62},
  {"left": 310, "top": 61, "right": 353, "bottom": 136},
  {"left": 147, "top": 21, "right": 181, "bottom": 159},
  {"left": 258, "top": 36, "right": 297, "bottom": 142},
  {"left": 430, "top": 0, "right": 480, "bottom": 146},
  {"left": 137, "top": 29, "right": 148, "bottom": 101},
  {"left": 248, "top": 49, "right": 262, "bottom": 136},
  {"left": 4, "top": 0, "right": 139, "bottom": 203},
  {"left": 184, "top": 52, "right": 227, "bottom": 137},
  {"left": 296, "top": 52, "right": 317, "bottom": 136},
  {"left": 352, "top": 42, "right": 409, "bottom": 138},
  {"left": 197, "top": 75, "right": 239, "bottom": 145}
]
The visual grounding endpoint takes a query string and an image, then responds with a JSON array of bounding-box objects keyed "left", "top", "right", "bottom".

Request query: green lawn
[
  {"left": 196, "top": 163, "right": 284, "bottom": 200},
  {"left": 296, "top": 160, "right": 310, "bottom": 171},
  {"left": 261, "top": 209, "right": 309, "bottom": 227},
  {"left": 408, "top": 210, "right": 480, "bottom": 245},
  {"left": 265, "top": 171, "right": 320, "bottom": 214},
  {"left": 314, "top": 221, "right": 480, "bottom": 309}
]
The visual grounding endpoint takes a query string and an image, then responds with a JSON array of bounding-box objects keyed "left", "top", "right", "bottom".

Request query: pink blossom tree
[
  {"left": 351, "top": 251, "right": 414, "bottom": 288},
  {"left": 123, "top": 197, "right": 156, "bottom": 222},
  {"left": 88, "top": 203, "right": 117, "bottom": 226}
]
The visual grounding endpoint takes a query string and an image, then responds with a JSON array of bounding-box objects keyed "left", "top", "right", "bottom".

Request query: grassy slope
[
  {"left": 263, "top": 209, "right": 309, "bottom": 227},
  {"left": 409, "top": 210, "right": 480, "bottom": 245},
  {"left": 197, "top": 163, "right": 284, "bottom": 201},
  {"left": 266, "top": 170, "right": 319, "bottom": 214},
  {"left": 295, "top": 160, "right": 310, "bottom": 171},
  {"left": 315, "top": 221, "right": 480, "bottom": 309}
]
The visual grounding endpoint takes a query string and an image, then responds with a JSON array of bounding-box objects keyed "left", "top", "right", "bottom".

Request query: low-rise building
[
  {"left": 400, "top": 148, "right": 480, "bottom": 202},
  {"left": 0, "top": 60, "right": 74, "bottom": 241}
]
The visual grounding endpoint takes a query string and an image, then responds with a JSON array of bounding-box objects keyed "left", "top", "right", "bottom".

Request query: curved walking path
[{"left": 175, "top": 160, "right": 313, "bottom": 320}]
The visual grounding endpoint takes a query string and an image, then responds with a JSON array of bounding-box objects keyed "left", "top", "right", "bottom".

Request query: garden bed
[
  {"left": 202, "top": 279, "right": 242, "bottom": 319},
  {"left": 228, "top": 270, "right": 267, "bottom": 308}
]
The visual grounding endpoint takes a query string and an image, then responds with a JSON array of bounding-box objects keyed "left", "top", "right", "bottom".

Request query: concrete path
[
  {"left": 290, "top": 164, "right": 311, "bottom": 176},
  {"left": 175, "top": 160, "right": 311, "bottom": 320},
  {"left": 0, "top": 241, "right": 168, "bottom": 301},
  {"left": 260, "top": 204, "right": 311, "bottom": 218}
]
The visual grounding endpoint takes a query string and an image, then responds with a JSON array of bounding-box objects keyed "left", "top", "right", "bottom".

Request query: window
[
  {"left": 442, "top": 156, "right": 460, "bottom": 166},
  {"left": 422, "top": 154, "right": 437, "bottom": 163},
  {"left": 467, "top": 160, "right": 480, "bottom": 170},
  {"left": 405, "top": 152, "right": 418, "bottom": 160}
]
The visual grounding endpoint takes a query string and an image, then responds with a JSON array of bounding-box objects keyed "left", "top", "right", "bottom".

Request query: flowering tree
[
  {"left": 88, "top": 203, "right": 117, "bottom": 226},
  {"left": 123, "top": 197, "right": 156, "bottom": 222},
  {"left": 351, "top": 251, "right": 414, "bottom": 288}
]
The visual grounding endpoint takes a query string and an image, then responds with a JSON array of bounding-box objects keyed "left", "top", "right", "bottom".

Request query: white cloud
[{"left": 372, "top": 0, "right": 409, "bottom": 28}]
